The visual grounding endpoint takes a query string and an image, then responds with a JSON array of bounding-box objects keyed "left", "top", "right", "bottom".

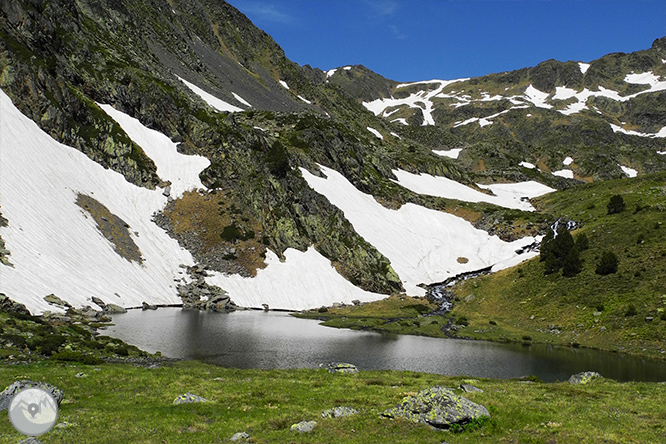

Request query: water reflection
[{"left": 104, "top": 308, "right": 666, "bottom": 382}]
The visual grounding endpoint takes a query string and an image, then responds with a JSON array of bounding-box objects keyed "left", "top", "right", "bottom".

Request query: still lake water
[{"left": 105, "top": 308, "right": 666, "bottom": 382}]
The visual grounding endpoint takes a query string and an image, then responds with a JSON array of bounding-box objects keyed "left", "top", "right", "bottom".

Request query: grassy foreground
[{"left": 1, "top": 360, "right": 666, "bottom": 444}]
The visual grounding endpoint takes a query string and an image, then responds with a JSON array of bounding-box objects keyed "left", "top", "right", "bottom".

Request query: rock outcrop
[{"left": 382, "top": 386, "right": 489, "bottom": 429}]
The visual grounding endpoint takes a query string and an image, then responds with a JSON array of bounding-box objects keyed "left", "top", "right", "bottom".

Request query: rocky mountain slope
[{"left": 1, "top": 0, "right": 664, "bottom": 314}]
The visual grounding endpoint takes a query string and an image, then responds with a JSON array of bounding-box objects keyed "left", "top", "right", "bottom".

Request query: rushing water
[{"left": 104, "top": 308, "right": 666, "bottom": 382}]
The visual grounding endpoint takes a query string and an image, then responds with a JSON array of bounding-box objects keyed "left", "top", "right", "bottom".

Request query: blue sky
[{"left": 226, "top": 0, "right": 666, "bottom": 82}]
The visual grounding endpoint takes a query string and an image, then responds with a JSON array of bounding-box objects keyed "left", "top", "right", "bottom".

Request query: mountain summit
[{"left": 1, "top": 1, "right": 664, "bottom": 314}]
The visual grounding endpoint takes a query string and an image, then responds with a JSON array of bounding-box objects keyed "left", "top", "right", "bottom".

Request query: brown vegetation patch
[{"left": 76, "top": 193, "right": 143, "bottom": 264}]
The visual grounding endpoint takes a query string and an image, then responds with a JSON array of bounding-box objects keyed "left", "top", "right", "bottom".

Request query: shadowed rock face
[{"left": 382, "top": 386, "right": 489, "bottom": 429}]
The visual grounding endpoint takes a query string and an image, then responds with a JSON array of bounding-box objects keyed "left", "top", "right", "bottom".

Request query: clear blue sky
[{"left": 226, "top": 0, "right": 666, "bottom": 83}]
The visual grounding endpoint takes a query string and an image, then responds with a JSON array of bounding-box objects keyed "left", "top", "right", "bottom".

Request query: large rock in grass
[
  {"left": 568, "top": 371, "right": 602, "bottom": 384},
  {"left": 0, "top": 380, "right": 64, "bottom": 411},
  {"left": 381, "top": 386, "right": 489, "bottom": 429},
  {"left": 322, "top": 362, "right": 358, "bottom": 373},
  {"left": 173, "top": 393, "right": 208, "bottom": 404}
]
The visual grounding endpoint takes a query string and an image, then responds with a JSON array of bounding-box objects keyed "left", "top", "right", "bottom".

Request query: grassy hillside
[
  {"left": 450, "top": 171, "right": 666, "bottom": 359},
  {"left": 1, "top": 360, "right": 665, "bottom": 443}
]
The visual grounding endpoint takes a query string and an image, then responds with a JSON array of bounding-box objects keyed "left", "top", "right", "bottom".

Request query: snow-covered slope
[
  {"left": 206, "top": 247, "right": 386, "bottom": 310},
  {"left": 0, "top": 91, "right": 197, "bottom": 314},
  {"left": 301, "top": 165, "right": 538, "bottom": 296}
]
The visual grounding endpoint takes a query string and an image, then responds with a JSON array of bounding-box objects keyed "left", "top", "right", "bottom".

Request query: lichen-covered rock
[
  {"left": 0, "top": 380, "right": 64, "bottom": 411},
  {"left": 321, "top": 406, "right": 359, "bottom": 418},
  {"left": 173, "top": 393, "right": 208, "bottom": 404},
  {"left": 290, "top": 420, "right": 316, "bottom": 433},
  {"left": 381, "top": 386, "right": 489, "bottom": 429},
  {"left": 0, "top": 293, "right": 30, "bottom": 315},
  {"left": 460, "top": 384, "right": 484, "bottom": 393},
  {"left": 568, "top": 371, "right": 602, "bottom": 385},
  {"left": 322, "top": 362, "right": 358, "bottom": 374}
]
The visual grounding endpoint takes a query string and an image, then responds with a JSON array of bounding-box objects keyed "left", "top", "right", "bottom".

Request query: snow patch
[
  {"left": 433, "top": 148, "right": 462, "bottom": 159},
  {"left": 620, "top": 165, "right": 638, "bottom": 178},
  {"left": 298, "top": 95, "right": 312, "bottom": 104},
  {"left": 301, "top": 165, "right": 538, "bottom": 296},
  {"left": 390, "top": 131, "right": 402, "bottom": 139},
  {"left": 279, "top": 80, "right": 290, "bottom": 90},
  {"left": 563, "top": 156, "right": 574, "bottom": 166},
  {"left": 524, "top": 85, "right": 553, "bottom": 109},
  {"left": 177, "top": 76, "right": 244, "bottom": 112},
  {"left": 206, "top": 247, "right": 386, "bottom": 310},
  {"left": 610, "top": 123, "right": 666, "bottom": 138},
  {"left": 552, "top": 169, "right": 574, "bottom": 179},
  {"left": 0, "top": 90, "right": 195, "bottom": 314},
  {"left": 391, "top": 169, "right": 553, "bottom": 211},
  {"left": 367, "top": 127, "right": 384, "bottom": 140},
  {"left": 391, "top": 118, "right": 408, "bottom": 125},
  {"left": 578, "top": 62, "right": 590, "bottom": 74},
  {"left": 519, "top": 161, "right": 536, "bottom": 169},
  {"left": 232, "top": 92, "right": 252, "bottom": 108},
  {"left": 98, "top": 104, "right": 209, "bottom": 198}
]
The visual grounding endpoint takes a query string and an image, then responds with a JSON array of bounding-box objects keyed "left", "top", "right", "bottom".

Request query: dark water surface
[{"left": 105, "top": 308, "right": 666, "bottom": 382}]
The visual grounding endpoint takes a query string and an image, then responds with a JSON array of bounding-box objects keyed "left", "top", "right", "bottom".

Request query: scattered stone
[
  {"left": 568, "top": 371, "right": 602, "bottom": 385},
  {"left": 229, "top": 431, "right": 250, "bottom": 442},
  {"left": 44, "top": 294, "right": 71, "bottom": 308},
  {"left": 645, "top": 316, "right": 654, "bottom": 322},
  {"left": 173, "top": 393, "right": 208, "bottom": 404},
  {"left": 162, "top": 185, "right": 171, "bottom": 197},
  {"left": 464, "top": 294, "right": 476, "bottom": 303},
  {"left": 178, "top": 265, "right": 237, "bottom": 312},
  {"left": 103, "top": 303, "right": 127, "bottom": 314},
  {"left": 321, "top": 406, "right": 359, "bottom": 418},
  {"left": 74, "top": 372, "right": 87, "bottom": 378},
  {"left": 290, "top": 420, "right": 316, "bottom": 433},
  {"left": 460, "top": 384, "right": 484, "bottom": 393},
  {"left": 142, "top": 301, "right": 158, "bottom": 310},
  {"left": 352, "top": 299, "right": 361, "bottom": 306},
  {"left": 0, "top": 380, "right": 64, "bottom": 411},
  {"left": 262, "top": 303, "right": 270, "bottom": 311},
  {"left": 55, "top": 421, "right": 75, "bottom": 429},
  {"left": 381, "top": 386, "right": 490, "bottom": 429},
  {"left": 322, "top": 362, "right": 358, "bottom": 374}
]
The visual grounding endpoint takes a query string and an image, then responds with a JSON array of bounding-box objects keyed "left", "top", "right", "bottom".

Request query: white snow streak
[
  {"left": 98, "top": 104, "right": 209, "bottom": 198},
  {"left": 520, "top": 161, "right": 537, "bottom": 169},
  {"left": 552, "top": 169, "right": 574, "bottom": 179},
  {"left": 366, "top": 127, "right": 383, "bottom": 139},
  {"left": 177, "top": 76, "right": 244, "bottom": 112},
  {"left": 232, "top": 92, "right": 252, "bottom": 108},
  {"left": 206, "top": 247, "right": 386, "bottom": 310},
  {"left": 301, "top": 165, "right": 539, "bottom": 295},
  {"left": 391, "top": 169, "right": 553, "bottom": 211},
  {"left": 578, "top": 62, "right": 590, "bottom": 74},
  {"left": 279, "top": 80, "right": 290, "bottom": 90},
  {"left": 433, "top": 148, "right": 462, "bottom": 159},
  {"left": 0, "top": 90, "right": 195, "bottom": 314}
]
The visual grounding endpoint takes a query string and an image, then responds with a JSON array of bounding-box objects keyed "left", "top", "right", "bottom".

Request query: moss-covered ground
[{"left": 2, "top": 360, "right": 666, "bottom": 444}]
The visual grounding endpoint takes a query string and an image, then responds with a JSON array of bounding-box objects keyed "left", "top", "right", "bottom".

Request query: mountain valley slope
[{"left": 1, "top": 0, "right": 665, "bottom": 320}]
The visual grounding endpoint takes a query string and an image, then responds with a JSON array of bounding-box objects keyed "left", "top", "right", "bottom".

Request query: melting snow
[
  {"left": 433, "top": 148, "right": 463, "bottom": 159},
  {"left": 298, "top": 95, "right": 312, "bottom": 104},
  {"left": 98, "top": 104, "right": 209, "bottom": 198},
  {"left": 563, "top": 157, "right": 574, "bottom": 166},
  {"left": 610, "top": 124, "right": 666, "bottom": 138},
  {"left": 367, "top": 127, "right": 384, "bottom": 139},
  {"left": 391, "top": 169, "right": 553, "bottom": 211},
  {"left": 552, "top": 169, "right": 574, "bottom": 179},
  {"left": 363, "top": 79, "right": 467, "bottom": 126},
  {"left": 206, "top": 247, "right": 386, "bottom": 310},
  {"left": 301, "top": 165, "right": 538, "bottom": 296},
  {"left": 520, "top": 161, "right": 536, "bottom": 169},
  {"left": 177, "top": 75, "right": 244, "bottom": 112},
  {"left": 524, "top": 85, "right": 553, "bottom": 109},
  {"left": 0, "top": 90, "right": 198, "bottom": 314},
  {"left": 620, "top": 165, "right": 638, "bottom": 178},
  {"left": 578, "top": 62, "right": 591, "bottom": 74},
  {"left": 232, "top": 92, "right": 252, "bottom": 108},
  {"left": 279, "top": 80, "right": 290, "bottom": 90}
]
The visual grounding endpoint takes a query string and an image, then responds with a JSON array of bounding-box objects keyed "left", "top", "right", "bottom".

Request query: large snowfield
[{"left": 301, "top": 165, "right": 538, "bottom": 296}]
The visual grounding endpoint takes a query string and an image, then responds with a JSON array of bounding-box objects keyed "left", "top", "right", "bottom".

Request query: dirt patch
[{"left": 76, "top": 194, "right": 143, "bottom": 264}]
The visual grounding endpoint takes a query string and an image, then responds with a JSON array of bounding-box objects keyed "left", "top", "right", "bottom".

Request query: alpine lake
[{"left": 104, "top": 308, "right": 666, "bottom": 383}]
